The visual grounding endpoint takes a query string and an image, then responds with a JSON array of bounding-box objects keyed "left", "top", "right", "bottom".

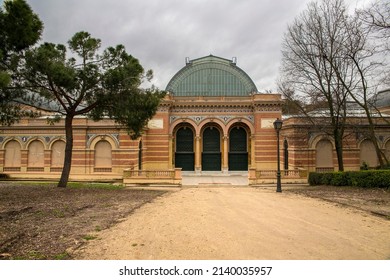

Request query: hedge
[{"left": 308, "top": 170, "right": 390, "bottom": 189}]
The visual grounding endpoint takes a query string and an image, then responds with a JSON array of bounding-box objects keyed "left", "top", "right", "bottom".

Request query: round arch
[
  {"left": 170, "top": 120, "right": 197, "bottom": 136},
  {"left": 198, "top": 118, "right": 226, "bottom": 136},
  {"left": 1, "top": 137, "right": 23, "bottom": 150},
  {"left": 309, "top": 134, "right": 335, "bottom": 150},
  {"left": 48, "top": 137, "right": 65, "bottom": 149},
  {"left": 26, "top": 137, "right": 47, "bottom": 150},
  {"left": 226, "top": 118, "right": 254, "bottom": 135},
  {"left": 89, "top": 135, "right": 117, "bottom": 150}
]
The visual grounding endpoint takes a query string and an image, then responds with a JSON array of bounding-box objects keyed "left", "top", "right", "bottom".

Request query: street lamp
[{"left": 273, "top": 118, "right": 283, "bottom": 193}]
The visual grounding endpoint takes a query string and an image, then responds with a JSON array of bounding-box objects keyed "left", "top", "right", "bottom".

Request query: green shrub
[
  {"left": 330, "top": 172, "right": 350, "bottom": 186},
  {"left": 309, "top": 170, "right": 390, "bottom": 189},
  {"left": 308, "top": 172, "right": 322, "bottom": 185}
]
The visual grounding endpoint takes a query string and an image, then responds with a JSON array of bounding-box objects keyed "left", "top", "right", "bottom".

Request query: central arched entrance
[
  {"left": 202, "top": 126, "right": 221, "bottom": 171},
  {"left": 228, "top": 126, "right": 248, "bottom": 171}
]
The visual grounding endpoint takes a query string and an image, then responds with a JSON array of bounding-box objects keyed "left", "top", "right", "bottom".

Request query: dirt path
[{"left": 74, "top": 187, "right": 390, "bottom": 260}]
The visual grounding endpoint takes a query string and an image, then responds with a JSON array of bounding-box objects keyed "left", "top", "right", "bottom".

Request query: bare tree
[
  {"left": 325, "top": 10, "right": 389, "bottom": 167},
  {"left": 359, "top": 1, "right": 390, "bottom": 37},
  {"left": 279, "top": 0, "right": 350, "bottom": 171},
  {"left": 358, "top": 1, "right": 390, "bottom": 86}
]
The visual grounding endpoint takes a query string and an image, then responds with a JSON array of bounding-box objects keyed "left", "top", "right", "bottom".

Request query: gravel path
[{"left": 74, "top": 187, "right": 390, "bottom": 260}]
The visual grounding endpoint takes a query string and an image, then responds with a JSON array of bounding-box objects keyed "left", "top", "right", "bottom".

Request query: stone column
[
  {"left": 195, "top": 135, "right": 201, "bottom": 173},
  {"left": 222, "top": 135, "right": 229, "bottom": 173}
]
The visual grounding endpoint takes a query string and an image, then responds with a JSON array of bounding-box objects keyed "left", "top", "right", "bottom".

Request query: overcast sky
[{"left": 14, "top": 0, "right": 374, "bottom": 92}]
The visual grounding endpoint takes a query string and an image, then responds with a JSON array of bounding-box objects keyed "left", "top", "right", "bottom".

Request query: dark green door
[
  {"left": 202, "top": 127, "right": 221, "bottom": 171},
  {"left": 175, "top": 127, "right": 194, "bottom": 171},
  {"left": 229, "top": 127, "right": 248, "bottom": 171}
]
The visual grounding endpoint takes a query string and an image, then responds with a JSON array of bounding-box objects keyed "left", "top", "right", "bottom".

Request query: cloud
[{"left": 26, "top": 0, "right": 371, "bottom": 91}]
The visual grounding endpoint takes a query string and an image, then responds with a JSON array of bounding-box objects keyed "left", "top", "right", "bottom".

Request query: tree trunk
[
  {"left": 363, "top": 107, "right": 385, "bottom": 168},
  {"left": 57, "top": 114, "right": 74, "bottom": 188},
  {"left": 334, "top": 130, "right": 344, "bottom": 171}
]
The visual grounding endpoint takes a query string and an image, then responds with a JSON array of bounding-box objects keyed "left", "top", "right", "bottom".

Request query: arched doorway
[
  {"left": 228, "top": 126, "right": 248, "bottom": 171},
  {"left": 94, "top": 140, "right": 112, "bottom": 172},
  {"left": 202, "top": 126, "right": 221, "bottom": 171},
  {"left": 28, "top": 140, "right": 44, "bottom": 171},
  {"left": 360, "top": 139, "right": 379, "bottom": 168},
  {"left": 4, "top": 140, "right": 21, "bottom": 171},
  {"left": 175, "top": 126, "right": 195, "bottom": 171},
  {"left": 316, "top": 139, "right": 334, "bottom": 172}
]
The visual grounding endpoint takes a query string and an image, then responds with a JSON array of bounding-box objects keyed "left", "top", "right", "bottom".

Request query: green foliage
[
  {"left": 360, "top": 161, "right": 369, "bottom": 170},
  {"left": 0, "top": 0, "right": 43, "bottom": 53},
  {"left": 3, "top": 28, "right": 164, "bottom": 187},
  {"left": 329, "top": 172, "right": 350, "bottom": 186},
  {"left": 308, "top": 172, "right": 322, "bottom": 185},
  {"left": 0, "top": 0, "right": 43, "bottom": 125},
  {"left": 19, "top": 31, "right": 164, "bottom": 138},
  {"left": 309, "top": 170, "right": 390, "bottom": 189}
]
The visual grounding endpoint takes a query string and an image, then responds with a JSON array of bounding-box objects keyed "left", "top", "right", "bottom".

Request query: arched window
[
  {"left": 51, "top": 141, "right": 65, "bottom": 170},
  {"left": 316, "top": 139, "right": 333, "bottom": 172},
  {"left": 360, "top": 139, "right": 379, "bottom": 168},
  {"left": 94, "top": 140, "right": 112, "bottom": 172},
  {"left": 202, "top": 126, "right": 221, "bottom": 171},
  {"left": 228, "top": 126, "right": 248, "bottom": 171},
  {"left": 28, "top": 140, "right": 44, "bottom": 171},
  {"left": 175, "top": 126, "right": 195, "bottom": 171},
  {"left": 4, "top": 140, "right": 21, "bottom": 171},
  {"left": 284, "top": 139, "right": 289, "bottom": 170}
]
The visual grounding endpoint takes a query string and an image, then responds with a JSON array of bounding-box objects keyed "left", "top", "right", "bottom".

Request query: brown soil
[
  {"left": 286, "top": 185, "right": 390, "bottom": 218},
  {"left": 0, "top": 182, "right": 166, "bottom": 260}
]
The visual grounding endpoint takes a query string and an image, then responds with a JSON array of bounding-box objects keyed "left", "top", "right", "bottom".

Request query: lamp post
[{"left": 273, "top": 118, "right": 283, "bottom": 193}]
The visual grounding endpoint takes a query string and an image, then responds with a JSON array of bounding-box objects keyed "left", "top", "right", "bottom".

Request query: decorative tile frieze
[
  {"left": 170, "top": 115, "right": 254, "bottom": 124},
  {"left": 171, "top": 106, "right": 253, "bottom": 113}
]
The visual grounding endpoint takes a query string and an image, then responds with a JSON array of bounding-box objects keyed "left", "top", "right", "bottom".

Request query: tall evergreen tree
[
  {"left": 0, "top": 0, "right": 43, "bottom": 124},
  {"left": 14, "top": 32, "right": 164, "bottom": 187}
]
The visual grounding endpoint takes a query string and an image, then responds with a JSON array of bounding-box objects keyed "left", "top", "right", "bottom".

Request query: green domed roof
[{"left": 166, "top": 55, "right": 258, "bottom": 97}]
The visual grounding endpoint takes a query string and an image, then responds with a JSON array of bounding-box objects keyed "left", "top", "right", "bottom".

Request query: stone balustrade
[
  {"left": 123, "top": 168, "right": 182, "bottom": 186},
  {"left": 249, "top": 168, "right": 308, "bottom": 185}
]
